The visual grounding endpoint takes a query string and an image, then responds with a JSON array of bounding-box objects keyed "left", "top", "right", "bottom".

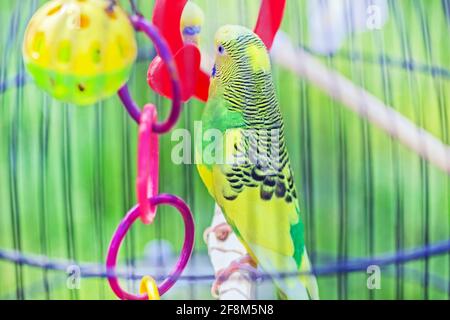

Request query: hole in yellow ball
[
  {"left": 79, "top": 14, "right": 90, "bottom": 29},
  {"left": 47, "top": 4, "right": 62, "bottom": 16},
  {"left": 90, "top": 42, "right": 102, "bottom": 64},
  {"left": 105, "top": 8, "right": 117, "bottom": 20},
  {"left": 78, "top": 84, "right": 86, "bottom": 92}
]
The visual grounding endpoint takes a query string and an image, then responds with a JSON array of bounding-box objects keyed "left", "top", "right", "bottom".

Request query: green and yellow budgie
[{"left": 196, "top": 25, "right": 319, "bottom": 300}]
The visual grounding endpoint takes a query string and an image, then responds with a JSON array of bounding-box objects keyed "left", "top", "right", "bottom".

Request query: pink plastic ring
[
  {"left": 106, "top": 194, "right": 195, "bottom": 300},
  {"left": 137, "top": 104, "right": 159, "bottom": 224}
]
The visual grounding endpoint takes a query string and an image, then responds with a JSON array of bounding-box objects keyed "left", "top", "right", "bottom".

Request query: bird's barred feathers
[
  {"left": 199, "top": 25, "right": 318, "bottom": 299},
  {"left": 215, "top": 33, "right": 297, "bottom": 205}
]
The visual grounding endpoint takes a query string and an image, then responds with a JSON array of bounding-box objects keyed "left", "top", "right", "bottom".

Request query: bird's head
[{"left": 210, "top": 25, "right": 271, "bottom": 93}]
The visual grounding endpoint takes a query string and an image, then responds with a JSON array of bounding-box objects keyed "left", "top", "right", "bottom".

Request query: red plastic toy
[{"left": 147, "top": 0, "right": 286, "bottom": 103}]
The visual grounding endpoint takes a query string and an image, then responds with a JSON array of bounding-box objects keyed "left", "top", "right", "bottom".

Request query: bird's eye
[{"left": 217, "top": 45, "right": 225, "bottom": 55}]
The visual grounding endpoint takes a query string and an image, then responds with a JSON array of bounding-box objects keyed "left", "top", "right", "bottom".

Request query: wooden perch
[
  {"left": 204, "top": 205, "right": 255, "bottom": 300},
  {"left": 271, "top": 33, "right": 450, "bottom": 174}
]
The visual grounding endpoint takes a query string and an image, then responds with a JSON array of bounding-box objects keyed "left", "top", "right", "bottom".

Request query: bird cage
[{"left": 0, "top": 0, "right": 449, "bottom": 300}]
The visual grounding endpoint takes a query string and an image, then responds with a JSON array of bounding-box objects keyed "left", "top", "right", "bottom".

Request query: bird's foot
[
  {"left": 211, "top": 254, "right": 258, "bottom": 298},
  {"left": 203, "top": 222, "right": 233, "bottom": 242}
]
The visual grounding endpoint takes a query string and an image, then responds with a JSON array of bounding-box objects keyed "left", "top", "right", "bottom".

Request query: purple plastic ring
[
  {"left": 118, "top": 15, "right": 182, "bottom": 134},
  {"left": 106, "top": 194, "right": 195, "bottom": 300}
]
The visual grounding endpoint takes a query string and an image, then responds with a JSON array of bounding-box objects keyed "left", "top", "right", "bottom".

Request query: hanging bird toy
[
  {"left": 22, "top": 0, "right": 137, "bottom": 105},
  {"left": 20, "top": 0, "right": 290, "bottom": 300}
]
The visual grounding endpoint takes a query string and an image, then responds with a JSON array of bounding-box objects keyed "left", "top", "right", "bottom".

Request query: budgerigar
[{"left": 196, "top": 25, "right": 319, "bottom": 300}]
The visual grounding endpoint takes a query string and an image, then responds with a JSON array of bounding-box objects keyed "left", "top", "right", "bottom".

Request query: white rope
[{"left": 204, "top": 205, "right": 255, "bottom": 300}]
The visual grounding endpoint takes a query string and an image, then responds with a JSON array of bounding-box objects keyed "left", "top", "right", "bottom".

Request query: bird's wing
[
  {"left": 196, "top": 92, "right": 318, "bottom": 298},
  {"left": 209, "top": 128, "right": 318, "bottom": 299},
  {"left": 195, "top": 113, "right": 302, "bottom": 295},
  {"left": 211, "top": 127, "right": 303, "bottom": 260}
]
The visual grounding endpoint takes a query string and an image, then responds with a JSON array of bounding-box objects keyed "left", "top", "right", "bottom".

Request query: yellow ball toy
[{"left": 23, "top": 0, "right": 137, "bottom": 105}]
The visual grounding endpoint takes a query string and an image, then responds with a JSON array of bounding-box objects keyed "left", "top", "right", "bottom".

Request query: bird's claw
[
  {"left": 213, "top": 223, "right": 233, "bottom": 241},
  {"left": 211, "top": 255, "right": 257, "bottom": 298},
  {"left": 203, "top": 222, "right": 233, "bottom": 242}
]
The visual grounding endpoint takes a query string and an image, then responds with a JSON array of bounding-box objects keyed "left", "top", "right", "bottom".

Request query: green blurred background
[{"left": 0, "top": 0, "right": 449, "bottom": 299}]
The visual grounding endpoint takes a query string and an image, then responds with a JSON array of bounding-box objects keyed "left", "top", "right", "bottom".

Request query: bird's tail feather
[
  {"left": 248, "top": 242, "right": 318, "bottom": 300},
  {"left": 299, "top": 249, "right": 319, "bottom": 300},
  {"left": 273, "top": 249, "right": 319, "bottom": 300}
]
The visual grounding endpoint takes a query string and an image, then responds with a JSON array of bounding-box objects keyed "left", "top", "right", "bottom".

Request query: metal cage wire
[{"left": 0, "top": 0, "right": 450, "bottom": 300}]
